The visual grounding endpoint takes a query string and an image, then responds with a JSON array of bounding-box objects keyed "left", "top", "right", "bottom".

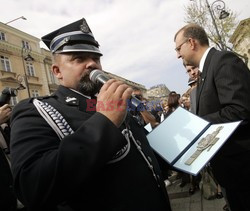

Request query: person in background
[
  {"left": 184, "top": 64, "right": 199, "bottom": 114},
  {"left": 182, "top": 66, "right": 202, "bottom": 195},
  {"left": 10, "top": 18, "right": 172, "bottom": 211},
  {"left": 164, "top": 91, "right": 180, "bottom": 118},
  {"left": 0, "top": 103, "right": 17, "bottom": 211},
  {"left": 174, "top": 23, "right": 250, "bottom": 211},
  {"left": 180, "top": 92, "right": 190, "bottom": 111},
  {"left": 131, "top": 88, "right": 159, "bottom": 129}
]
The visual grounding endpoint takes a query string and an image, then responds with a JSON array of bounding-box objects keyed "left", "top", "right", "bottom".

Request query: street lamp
[
  {"left": 205, "top": 0, "right": 230, "bottom": 50},
  {"left": 16, "top": 75, "right": 26, "bottom": 91},
  {"left": 21, "top": 47, "right": 34, "bottom": 98},
  {"left": 5, "top": 16, "right": 27, "bottom": 25}
]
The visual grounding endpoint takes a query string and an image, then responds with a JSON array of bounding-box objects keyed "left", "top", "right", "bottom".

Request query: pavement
[{"left": 166, "top": 172, "right": 227, "bottom": 211}]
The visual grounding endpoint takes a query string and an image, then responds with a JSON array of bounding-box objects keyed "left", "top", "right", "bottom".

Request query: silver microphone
[
  {"left": 89, "top": 69, "right": 110, "bottom": 84},
  {"left": 89, "top": 69, "right": 142, "bottom": 108}
]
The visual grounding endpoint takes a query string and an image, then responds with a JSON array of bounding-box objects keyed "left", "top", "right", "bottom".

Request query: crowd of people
[{"left": 0, "top": 18, "right": 249, "bottom": 211}]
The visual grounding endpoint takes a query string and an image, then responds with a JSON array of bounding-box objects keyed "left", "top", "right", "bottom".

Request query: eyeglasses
[{"left": 175, "top": 39, "right": 188, "bottom": 52}]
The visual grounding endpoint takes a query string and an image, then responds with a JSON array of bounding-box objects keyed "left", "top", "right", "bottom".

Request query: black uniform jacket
[
  {"left": 10, "top": 85, "right": 171, "bottom": 211},
  {"left": 196, "top": 48, "right": 250, "bottom": 189}
]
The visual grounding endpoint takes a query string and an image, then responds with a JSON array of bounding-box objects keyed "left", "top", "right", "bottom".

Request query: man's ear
[
  {"left": 189, "top": 38, "right": 197, "bottom": 50},
  {"left": 52, "top": 64, "right": 62, "bottom": 79}
]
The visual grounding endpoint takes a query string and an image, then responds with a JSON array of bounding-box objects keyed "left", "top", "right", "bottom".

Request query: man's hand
[
  {"left": 97, "top": 79, "right": 133, "bottom": 127},
  {"left": 0, "top": 104, "right": 11, "bottom": 125}
]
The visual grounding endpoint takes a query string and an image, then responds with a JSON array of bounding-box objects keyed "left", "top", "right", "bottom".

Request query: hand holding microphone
[
  {"left": 89, "top": 69, "right": 134, "bottom": 127},
  {"left": 90, "top": 70, "right": 142, "bottom": 107}
]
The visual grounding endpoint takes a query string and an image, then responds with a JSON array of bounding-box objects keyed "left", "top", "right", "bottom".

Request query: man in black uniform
[{"left": 10, "top": 18, "right": 172, "bottom": 211}]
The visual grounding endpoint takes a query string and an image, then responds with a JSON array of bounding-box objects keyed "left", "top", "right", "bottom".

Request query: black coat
[
  {"left": 196, "top": 48, "right": 250, "bottom": 189},
  {"left": 10, "top": 85, "right": 171, "bottom": 211},
  {"left": 0, "top": 148, "right": 17, "bottom": 211}
]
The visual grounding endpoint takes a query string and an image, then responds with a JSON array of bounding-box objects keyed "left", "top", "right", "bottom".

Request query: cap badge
[{"left": 80, "top": 19, "right": 90, "bottom": 33}]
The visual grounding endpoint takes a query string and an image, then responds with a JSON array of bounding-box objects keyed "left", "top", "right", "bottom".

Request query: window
[
  {"left": 26, "top": 62, "right": 35, "bottom": 76},
  {"left": 0, "top": 32, "right": 6, "bottom": 41},
  {"left": 22, "top": 40, "right": 30, "bottom": 49},
  {"left": 31, "top": 89, "right": 39, "bottom": 97},
  {"left": 0, "top": 56, "right": 11, "bottom": 72}
]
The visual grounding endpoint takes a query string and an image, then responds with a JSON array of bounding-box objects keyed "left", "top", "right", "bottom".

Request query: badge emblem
[
  {"left": 80, "top": 19, "right": 90, "bottom": 33},
  {"left": 65, "top": 96, "right": 79, "bottom": 106}
]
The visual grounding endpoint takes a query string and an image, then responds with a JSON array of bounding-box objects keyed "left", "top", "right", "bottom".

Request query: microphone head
[
  {"left": 89, "top": 69, "right": 103, "bottom": 83},
  {"left": 89, "top": 69, "right": 110, "bottom": 84}
]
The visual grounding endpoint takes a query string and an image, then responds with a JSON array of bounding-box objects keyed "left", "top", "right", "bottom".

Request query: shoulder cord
[
  {"left": 33, "top": 99, "right": 131, "bottom": 164},
  {"left": 33, "top": 99, "right": 74, "bottom": 140},
  {"left": 123, "top": 123, "right": 160, "bottom": 187},
  {"left": 107, "top": 129, "right": 131, "bottom": 164},
  {"left": 33, "top": 99, "right": 160, "bottom": 186}
]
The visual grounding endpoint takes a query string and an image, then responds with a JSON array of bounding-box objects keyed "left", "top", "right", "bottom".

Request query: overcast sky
[{"left": 1, "top": 0, "right": 249, "bottom": 94}]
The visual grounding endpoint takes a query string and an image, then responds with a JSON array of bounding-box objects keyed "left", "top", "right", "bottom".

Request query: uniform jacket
[
  {"left": 196, "top": 48, "right": 250, "bottom": 189},
  {"left": 10, "top": 85, "right": 171, "bottom": 211}
]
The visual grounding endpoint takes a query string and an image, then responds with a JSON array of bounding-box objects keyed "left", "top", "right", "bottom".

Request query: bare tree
[{"left": 184, "top": 0, "right": 248, "bottom": 63}]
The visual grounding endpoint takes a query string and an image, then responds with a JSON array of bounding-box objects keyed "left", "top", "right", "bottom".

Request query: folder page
[
  {"left": 146, "top": 106, "right": 241, "bottom": 175},
  {"left": 147, "top": 106, "right": 209, "bottom": 164}
]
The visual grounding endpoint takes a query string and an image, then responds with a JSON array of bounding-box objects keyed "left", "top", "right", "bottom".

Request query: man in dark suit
[
  {"left": 10, "top": 18, "right": 172, "bottom": 211},
  {"left": 174, "top": 23, "right": 250, "bottom": 211}
]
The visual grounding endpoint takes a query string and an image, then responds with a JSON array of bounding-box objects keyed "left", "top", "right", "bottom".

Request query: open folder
[{"left": 146, "top": 106, "right": 241, "bottom": 175}]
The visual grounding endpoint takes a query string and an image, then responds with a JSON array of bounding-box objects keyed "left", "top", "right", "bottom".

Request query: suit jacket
[
  {"left": 190, "top": 87, "right": 197, "bottom": 114},
  {"left": 196, "top": 48, "right": 250, "bottom": 189},
  {"left": 10, "top": 85, "right": 171, "bottom": 211}
]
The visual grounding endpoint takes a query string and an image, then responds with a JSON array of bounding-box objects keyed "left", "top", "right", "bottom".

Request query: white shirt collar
[{"left": 199, "top": 47, "right": 212, "bottom": 73}]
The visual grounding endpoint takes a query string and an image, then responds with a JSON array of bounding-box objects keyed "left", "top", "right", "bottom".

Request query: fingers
[
  {"left": 0, "top": 104, "right": 11, "bottom": 109},
  {"left": 122, "top": 87, "right": 133, "bottom": 100},
  {"left": 99, "top": 79, "right": 116, "bottom": 92},
  {"left": 99, "top": 79, "right": 132, "bottom": 100},
  {"left": 97, "top": 79, "right": 133, "bottom": 127},
  {"left": 0, "top": 104, "right": 11, "bottom": 124}
]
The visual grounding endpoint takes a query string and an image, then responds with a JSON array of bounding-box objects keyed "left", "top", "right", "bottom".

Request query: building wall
[
  {"left": 146, "top": 84, "right": 170, "bottom": 101},
  {"left": 0, "top": 21, "right": 56, "bottom": 105},
  {"left": 229, "top": 18, "right": 250, "bottom": 69},
  {"left": 104, "top": 71, "right": 147, "bottom": 93}
]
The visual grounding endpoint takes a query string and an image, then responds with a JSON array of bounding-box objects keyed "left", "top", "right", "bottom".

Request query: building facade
[
  {"left": 104, "top": 71, "right": 147, "bottom": 93},
  {"left": 0, "top": 21, "right": 59, "bottom": 106},
  {"left": 146, "top": 84, "right": 170, "bottom": 101},
  {"left": 229, "top": 18, "right": 250, "bottom": 69}
]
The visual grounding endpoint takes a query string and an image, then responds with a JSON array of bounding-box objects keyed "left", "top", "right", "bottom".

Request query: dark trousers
[{"left": 224, "top": 187, "right": 250, "bottom": 211}]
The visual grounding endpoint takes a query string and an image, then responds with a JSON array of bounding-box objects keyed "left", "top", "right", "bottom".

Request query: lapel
[
  {"left": 196, "top": 48, "right": 216, "bottom": 113},
  {"left": 54, "top": 85, "right": 97, "bottom": 115}
]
